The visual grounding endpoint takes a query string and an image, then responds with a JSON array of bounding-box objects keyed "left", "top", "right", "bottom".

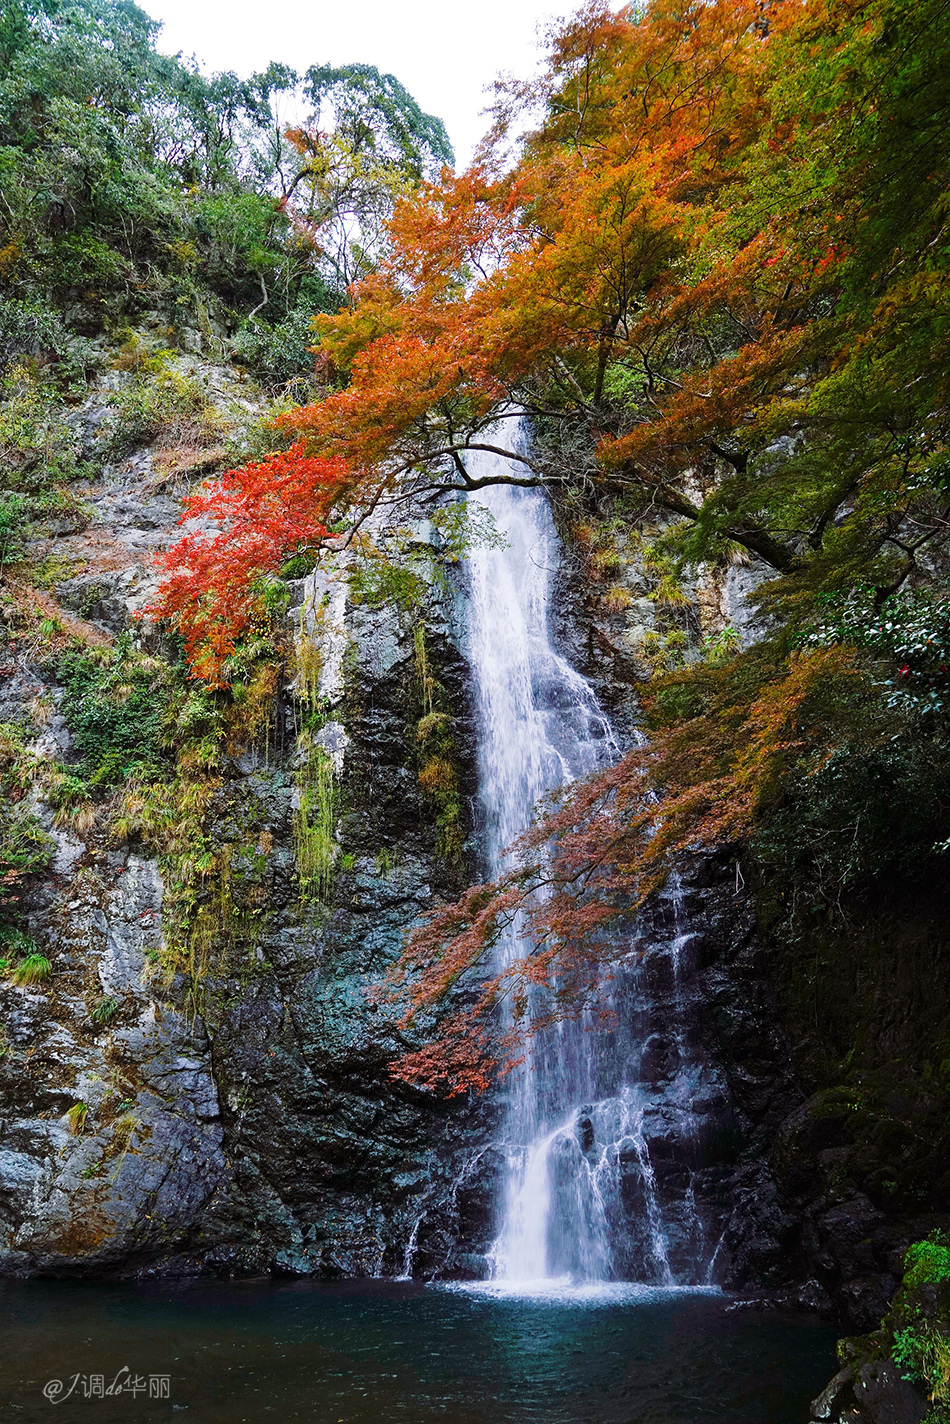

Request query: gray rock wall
[{"left": 0, "top": 360, "right": 493, "bottom": 1278}]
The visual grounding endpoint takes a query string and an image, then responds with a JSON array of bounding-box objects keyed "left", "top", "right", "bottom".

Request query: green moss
[
  {"left": 294, "top": 731, "right": 339, "bottom": 901},
  {"left": 116, "top": 775, "right": 271, "bottom": 989},
  {"left": 49, "top": 634, "right": 279, "bottom": 995},
  {"left": 412, "top": 624, "right": 465, "bottom": 862},
  {"left": 56, "top": 639, "right": 181, "bottom": 788},
  {"left": 112, "top": 669, "right": 276, "bottom": 993}
]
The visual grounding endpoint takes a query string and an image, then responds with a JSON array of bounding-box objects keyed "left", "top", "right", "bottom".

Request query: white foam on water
[{"left": 438, "top": 1279, "right": 722, "bottom": 1306}]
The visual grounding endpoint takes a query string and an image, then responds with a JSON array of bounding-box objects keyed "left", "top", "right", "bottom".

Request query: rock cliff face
[
  {"left": 0, "top": 545, "right": 496, "bottom": 1276},
  {"left": 0, "top": 356, "right": 496, "bottom": 1278}
]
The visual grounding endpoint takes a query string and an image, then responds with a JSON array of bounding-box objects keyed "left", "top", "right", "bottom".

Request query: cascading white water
[{"left": 464, "top": 436, "right": 714, "bottom": 1288}]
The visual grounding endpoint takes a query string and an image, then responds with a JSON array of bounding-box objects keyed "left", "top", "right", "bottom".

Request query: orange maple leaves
[{"left": 273, "top": 0, "right": 815, "bottom": 504}]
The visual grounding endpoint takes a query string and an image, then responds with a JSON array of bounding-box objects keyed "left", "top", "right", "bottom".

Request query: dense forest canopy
[
  {"left": 0, "top": 0, "right": 452, "bottom": 379},
  {"left": 149, "top": 0, "right": 950, "bottom": 1089}
]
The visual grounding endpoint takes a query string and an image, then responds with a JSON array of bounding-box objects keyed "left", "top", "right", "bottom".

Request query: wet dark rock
[
  {"left": 810, "top": 1365, "right": 856, "bottom": 1419},
  {"left": 638, "top": 1034, "right": 678, "bottom": 1085},
  {"left": 808, "top": 1361, "right": 928, "bottom": 1424}
]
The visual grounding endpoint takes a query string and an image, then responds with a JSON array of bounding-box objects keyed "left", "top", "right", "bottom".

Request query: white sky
[{"left": 145, "top": 0, "right": 572, "bottom": 169}]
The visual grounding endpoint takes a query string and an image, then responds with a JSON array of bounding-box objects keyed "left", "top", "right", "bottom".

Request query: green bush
[
  {"left": 0, "top": 297, "right": 65, "bottom": 374},
  {"left": 0, "top": 800, "right": 53, "bottom": 902},
  {"left": 905, "top": 1235, "right": 950, "bottom": 1290},
  {"left": 232, "top": 306, "right": 325, "bottom": 390},
  {"left": 885, "top": 1233, "right": 950, "bottom": 1422},
  {"left": 0, "top": 925, "right": 37, "bottom": 958},
  {"left": 0, "top": 490, "right": 28, "bottom": 569},
  {"left": 57, "top": 641, "right": 181, "bottom": 788},
  {"left": 104, "top": 360, "right": 208, "bottom": 455},
  {"left": 0, "top": 362, "right": 88, "bottom": 487},
  {"left": 807, "top": 588, "right": 950, "bottom": 717},
  {"left": 753, "top": 716, "right": 950, "bottom": 915}
]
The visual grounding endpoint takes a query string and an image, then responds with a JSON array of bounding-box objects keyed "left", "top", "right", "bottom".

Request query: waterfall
[{"left": 464, "top": 438, "right": 718, "bottom": 1288}]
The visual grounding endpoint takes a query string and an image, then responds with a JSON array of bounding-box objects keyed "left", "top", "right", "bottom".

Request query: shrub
[
  {"left": 905, "top": 1234, "right": 950, "bottom": 1290},
  {"left": 807, "top": 588, "right": 950, "bottom": 718},
  {"left": 104, "top": 360, "right": 208, "bottom": 455},
  {"left": 232, "top": 307, "right": 321, "bottom": 391},
  {"left": 0, "top": 491, "right": 28, "bottom": 571},
  {"left": 0, "top": 298, "right": 64, "bottom": 374},
  {"left": 879, "top": 1233, "right": 950, "bottom": 1422},
  {"left": 0, "top": 363, "right": 87, "bottom": 488},
  {"left": 0, "top": 926, "right": 38, "bottom": 958}
]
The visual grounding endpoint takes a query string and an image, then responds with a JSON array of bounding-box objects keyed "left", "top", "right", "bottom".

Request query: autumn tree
[{"left": 266, "top": 0, "right": 948, "bottom": 594}]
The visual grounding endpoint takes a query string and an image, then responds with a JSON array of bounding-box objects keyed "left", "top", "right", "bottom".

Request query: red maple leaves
[{"left": 149, "top": 444, "right": 347, "bottom": 684}]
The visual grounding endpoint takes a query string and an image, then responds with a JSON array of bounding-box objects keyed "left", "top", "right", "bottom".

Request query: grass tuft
[
  {"left": 10, "top": 952, "right": 51, "bottom": 985},
  {"left": 66, "top": 1102, "right": 88, "bottom": 1135}
]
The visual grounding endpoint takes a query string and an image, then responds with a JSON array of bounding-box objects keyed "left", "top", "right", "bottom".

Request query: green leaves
[
  {"left": 0, "top": 492, "right": 28, "bottom": 571},
  {"left": 0, "top": 0, "right": 450, "bottom": 348},
  {"left": 303, "top": 64, "right": 453, "bottom": 177},
  {"left": 806, "top": 588, "right": 950, "bottom": 716},
  {"left": 57, "top": 639, "right": 180, "bottom": 788},
  {"left": 904, "top": 1233, "right": 950, "bottom": 1291}
]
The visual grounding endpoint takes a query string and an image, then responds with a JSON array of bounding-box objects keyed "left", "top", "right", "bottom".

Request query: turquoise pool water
[{"left": 0, "top": 1277, "right": 836, "bottom": 1423}]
